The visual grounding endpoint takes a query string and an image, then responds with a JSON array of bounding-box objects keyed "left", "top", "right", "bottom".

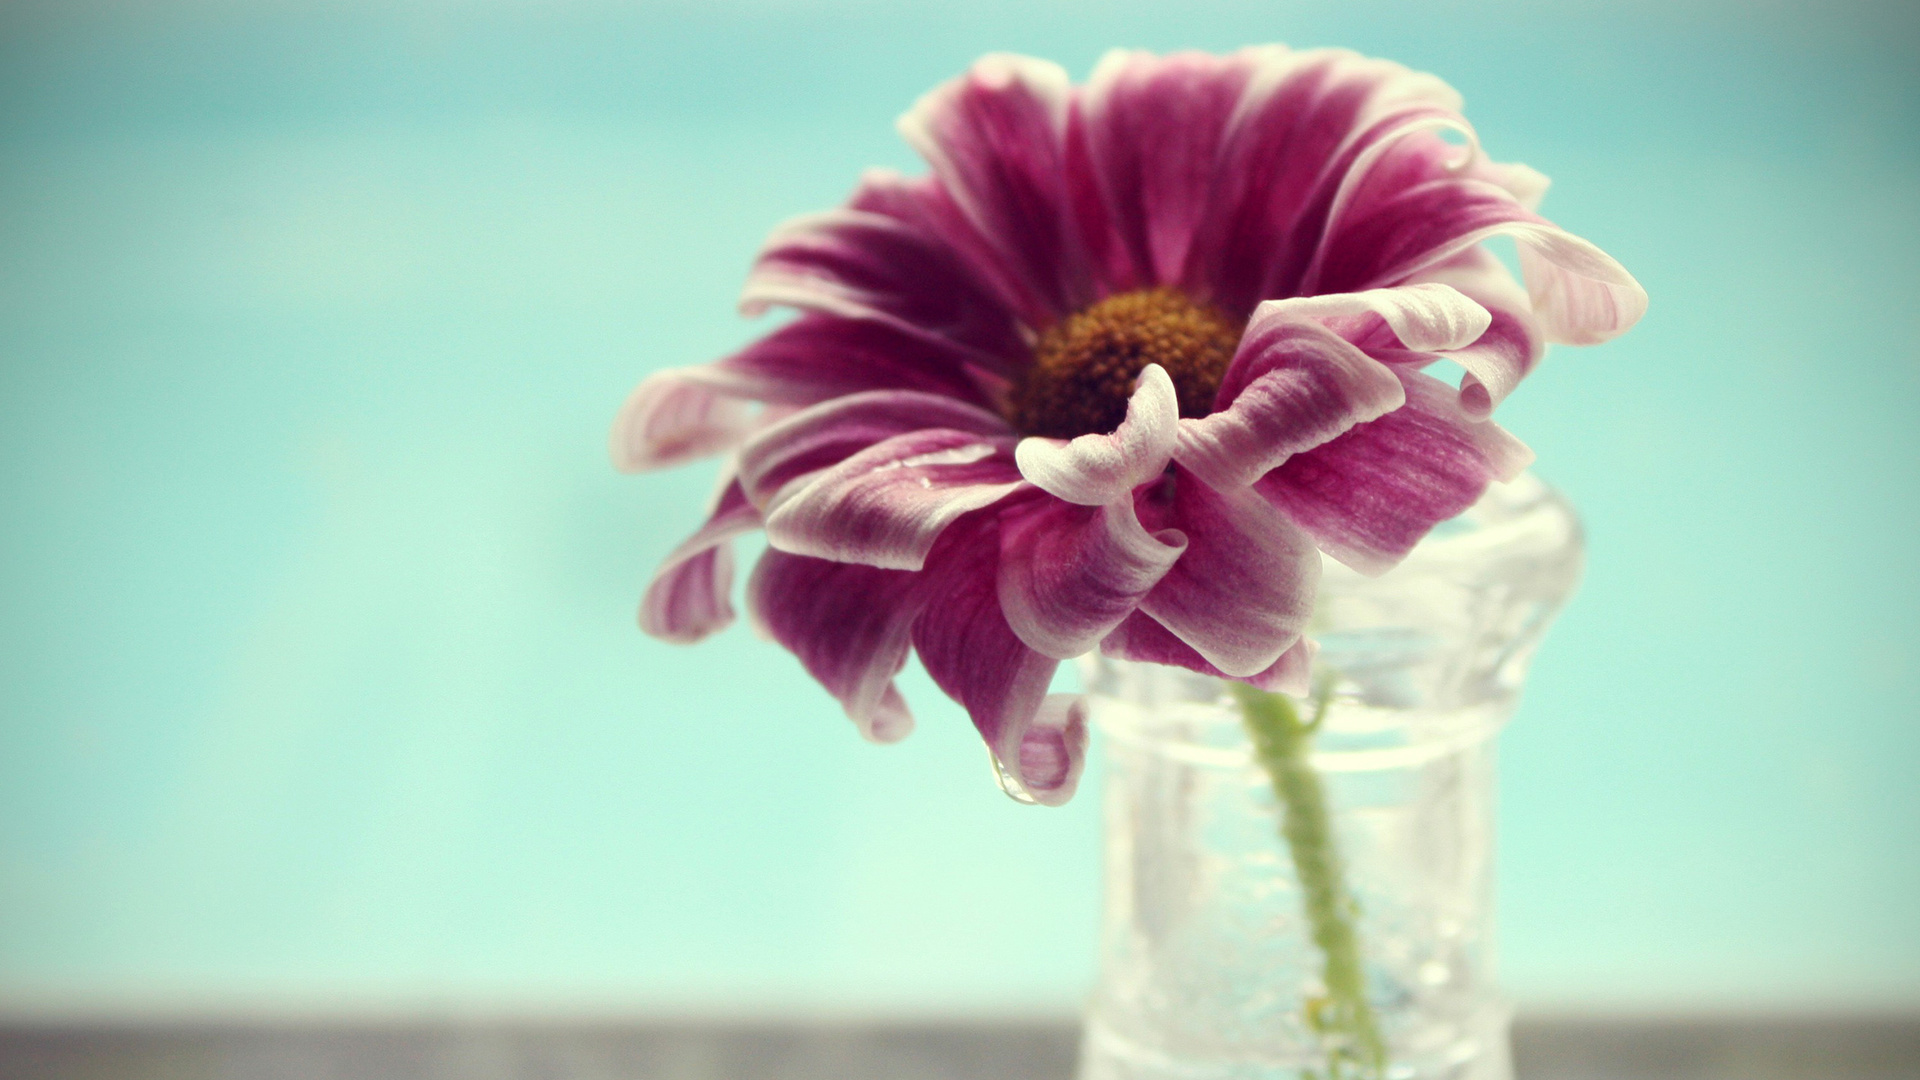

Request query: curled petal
[
  {"left": 764, "top": 429, "right": 1025, "bottom": 571},
  {"left": 1257, "top": 635, "right": 1320, "bottom": 697},
  {"left": 748, "top": 550, "right": 923, "bottom": 743},
  {"left": 1174, "top": 284, "right": 1487, "bottom": 490},
  {"left": 1237, "top": 282, "right": 1493, "bottom": 365},
  {"left": 1489, "top": 159, "right": 1551, "bottom": 212},
  {"left": 1511, "top": 223, "right": 1648, "bottom": 346},
  {"left": 1257, "top": 369, "right": 1533, "bottom": 575},
  {"left": 740, "top": 208, "right": 1028, "bottom": 367},
  {"left": 1135, "top": 471, "right": 1320, "bottom": 677},
  {"left": 898, "top": 53, "right": 1092, "bottom": 322},
  {"left": 997, "top": 494, "right": 1187, "bottom": 660},
  {"left": 735, "top": 390, "right": 1011, "bottom": 509},
  {"left": 1009, "top": 695, "right": 1091, "bottom": 806},
  {"left": 1102, "top": 611, "right": 1318, "bottom": 695},
  {"left": 644, "top": 546, "right": 733, "bottom": 645},
  {"left": 1015, "top": 364, "right": 1180, "bottom": 505},
  {"left": 640, "top": 474, "right": 762, "bottom": 643},
  {"left": 609, "top": 369, "right": 756, "bottom": 473},
  {"left": 1308, "top": 129, "right": 1645, "bottom": 346},
  {"left": 1406, "top": 246, "right": 1544, "bottom": 416},
  {"left": 912, "top": 516, "right": 1072, "bottom": 802},
  {"left": 1175, "top": 318, "right": 1405, "bottom": 492}
]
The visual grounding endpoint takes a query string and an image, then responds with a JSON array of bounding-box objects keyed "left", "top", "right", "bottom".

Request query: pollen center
[{"left": 1008, "top": 287, "right": 1240, "bottom": 439}]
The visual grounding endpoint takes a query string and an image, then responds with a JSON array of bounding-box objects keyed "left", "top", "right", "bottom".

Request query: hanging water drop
[{"left": 990, "top": 750, "right": 1040, "bottom": 805}]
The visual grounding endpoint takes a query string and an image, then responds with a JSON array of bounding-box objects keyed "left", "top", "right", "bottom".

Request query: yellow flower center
[{"left": 1007, "top": 287, "right": 1240, "bottom": 439}]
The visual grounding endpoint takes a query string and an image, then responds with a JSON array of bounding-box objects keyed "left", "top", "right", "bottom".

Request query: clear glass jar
[{"left": 1077, "top": 475, "right": 1584, "bottom": 1080}]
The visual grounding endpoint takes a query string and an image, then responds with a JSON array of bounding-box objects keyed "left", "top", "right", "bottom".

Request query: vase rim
[{"left": 1079, "top": 473, "right": 1584, "bottom": 755}]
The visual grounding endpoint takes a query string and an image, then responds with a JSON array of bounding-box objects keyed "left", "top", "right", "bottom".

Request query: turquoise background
[{"left": 2, "top": 0, "right": 1915, "bottom": 1018}]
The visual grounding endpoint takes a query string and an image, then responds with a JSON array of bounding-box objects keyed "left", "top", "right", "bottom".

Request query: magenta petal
[
  {"left": 1135, "top": 470, "right": 1320, "bottom": 677},
  {"left": 643, "top": 546, "right": 733, "bottom": 644},
  {"left": 911, "top": 515, "right": 1070, "bottom": 800},
  {"left": 1078, "top": 49, "right": 1257, "bottom": 289},
  {"left": 1102, "top": 611, "right": 1317, "bottom": 695},
  {"left": 609, "top": 368, "right": 757, "bottom": 473},
  {"left": 1015, "top": 363, "right": 1180, "bottom": 505},
  {"left": 764, "top": 429, "right": 1025, "bottom": 571},
  {"left": 997, "top": 494, "right": 1187, "bottom": 659},
  {"left": 1175, "top": 317, "right": 1405, "bottom": 491},
  {"left": 1308, "top": 130, "right": 1646, "bottom": 346},
  {"left": 847, "top": 169, "right": 1049, "bottom": 355},
  {"left": 897, "top": 54, "right": 1092, "bottom": 323},
  {"left": 740, "top": 208, "right": 1028, "bottom": 368},
  {"left": 1011, "top": 694, "right": 1090, "bottom": 805},
  {"left": 713, "top": 313, "right": 996, "bottom": 410},
  {"left": 639, "top": 474, "right": 762, "bottom": 643},
  {"left": 735, "top": 390, "right": 1012, "bottom": 509},
  {"left": 1306, "top": 129, "right": 1516, "bottom": 292},
  {"left": 612, "top": 312, "right": 1000, "bottom": 475},
  {"left": 748, "top": 549, "right": 922, "bottom": 743},
  {"left": 1257, "top": 369, "right": 1533, "bottom": 575},
  {"left": 1182, "top": 48, "right": 1464, "bottom": 314}
]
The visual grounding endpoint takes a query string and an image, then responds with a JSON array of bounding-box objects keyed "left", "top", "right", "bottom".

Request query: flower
[{"left": 610, "top": 47, "right": 1644, "bottom": 805}]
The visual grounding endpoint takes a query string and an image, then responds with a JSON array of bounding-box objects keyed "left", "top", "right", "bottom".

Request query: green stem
[{"left": 1231, "top": 681, "right": 1387, "bottom": 1080}]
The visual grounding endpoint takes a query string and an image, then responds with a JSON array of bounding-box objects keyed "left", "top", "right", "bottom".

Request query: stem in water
[{"left": 1232, "top": 680, "right": 1387, "bottom": 1080}]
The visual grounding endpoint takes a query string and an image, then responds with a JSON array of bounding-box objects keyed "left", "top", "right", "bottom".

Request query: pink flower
[{"left": 610, "top": 48, "right": 1645, "bottom": 805}]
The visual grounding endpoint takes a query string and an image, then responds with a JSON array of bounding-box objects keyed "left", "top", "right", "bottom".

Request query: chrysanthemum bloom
[{"left": 611, "top": 47, "right": 1645, "bottom": 806}]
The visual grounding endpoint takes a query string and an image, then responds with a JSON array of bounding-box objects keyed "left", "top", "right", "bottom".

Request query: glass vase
[{"left": 1076, "top": 474, "right": 1584, "bottom": 1080}]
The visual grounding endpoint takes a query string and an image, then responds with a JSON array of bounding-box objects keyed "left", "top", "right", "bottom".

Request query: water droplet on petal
[{"left": 990, "top": 751, "right": 1040, "bottom": 805}]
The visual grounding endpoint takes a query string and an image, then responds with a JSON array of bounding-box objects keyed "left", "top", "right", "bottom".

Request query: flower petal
[
  {"left": 1015, "top": 363, "right": 1180, "bottom": 505},
  {"left": 846, "top": 169, "right": 1047, "bottom": 364},
  {"left": 763, "top": 429, "right": 1025, "bottom": 571},
  {"left": 1010, "top": 694, "right": 1091, "bottom": 806},
  {"left": 1307, "top": 129, "right": 1646, "bottom": 346},
  {"left": 735, "top": 390, "right": 1011, "bottom": 509},
  {"left": 1512, "top": 221, "right": 1648, "bottom": 346},
  {"left": 747, "top": 549, "right": 923, "bottom": 743},
  {"left": 1182, "top": 47, "right": 1466, "bottom": 315},
  {"left": 912, "top": 514, "right": 1078, "bottom": 804},
  {"left": 1235, "top": 281, "right": 1494, "bottom": 364},
  {"left": 1405, "top": 246, "right": 1544, "bottom": 416},
  {"left": 1078, "top": 49, "right": 1258, "bottom": 290},
  {"left": 639, "top": 473, "right": 762, "bottom": 643},
  {"left": 709, "top": 313, "right": 997, "bottom": 410},
  {"left": 997, "top": 494, "right": 1187, "bottom": 660},
  {"left": 1256, "top": 368, "right": 1533, "bottom": 575},
  {"left": 897, "top": 53, "right": 1092, "bottom": 323},
  {"left": 739, "top": 207, "right": 1028, "bottom": 368},
  {"left": 1135, "top": 470, "right": 1321, "bottom": 677},
  {"left": 609, "top": 368, "right": 757, "bottom": 473},
  {"left": 1102, "top": 611, "right": 1318, "bottom": 695},
  {"left": 1172, "top": 283, "right": 1488, "bottom": 491},
  {"left": 1174, "top": 316, "right": 1405, "bottom": 492}
]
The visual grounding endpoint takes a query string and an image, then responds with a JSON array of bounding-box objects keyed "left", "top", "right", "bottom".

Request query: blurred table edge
[{"left": 1, "top": 1013, "right": 1916, "bottom": 1079}]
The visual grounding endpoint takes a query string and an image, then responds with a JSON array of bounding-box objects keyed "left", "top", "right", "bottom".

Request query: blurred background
[{"left": 1, "top": 0, "right": 1916, "bottom": 1064}]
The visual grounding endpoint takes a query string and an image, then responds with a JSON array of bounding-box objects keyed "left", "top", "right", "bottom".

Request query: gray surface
[{"left": 0, "top": 1018, "right": 1915, "bottom": 1080}]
